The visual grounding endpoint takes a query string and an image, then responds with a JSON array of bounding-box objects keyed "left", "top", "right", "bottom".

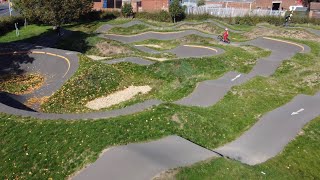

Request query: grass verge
[{"left": 0, "top": 25, "right": 51, "bottom": 43}]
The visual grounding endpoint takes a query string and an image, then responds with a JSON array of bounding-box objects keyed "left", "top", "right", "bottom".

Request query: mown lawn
[{"left": 0, "top": 25, "right": 51, "bottom": 43}]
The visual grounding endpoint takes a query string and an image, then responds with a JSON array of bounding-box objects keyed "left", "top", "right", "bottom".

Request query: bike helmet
[{"left": 225, "top": 28, "right": 228, "bottom": 31}]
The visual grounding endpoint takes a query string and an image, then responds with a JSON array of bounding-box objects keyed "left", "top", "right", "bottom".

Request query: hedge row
[
  {"left": 186, "top": 14, "right": 320, "bottom": 26},
  {"left": 79, "top": 10, "right": 121, "bottom": 21},
  {"left": 135, "top": 11, "right": 172, "bottom": 22},
  {"left": 0, "top": 16, "right": 25, "bottom": 36}
]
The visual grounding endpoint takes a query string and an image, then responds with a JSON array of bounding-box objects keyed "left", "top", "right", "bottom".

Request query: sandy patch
[
  {"left": 135, "top": 44, "right": 162, "bottom": 48},
  {"left": 85, "top": 85, "right": 152, "bottom": 110},
  {"left": 87, "top": 55, "right": 111, "bottom": 60},
  {"left": 145, "top": 57, "right": 169, "bottom": 61}
]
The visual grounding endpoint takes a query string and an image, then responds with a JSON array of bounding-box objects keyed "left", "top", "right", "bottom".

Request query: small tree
[
  {"left": 169, "top": 0, "right": 185, "bottom": 23},
  {"left": 12, "top": 0, "right": 93, "bottom": 27},
  {"left": 121, "top": 3, "right": 133, "bottom": 18},
  {"left": 197, "top": 0, "right": 205, "bottom": 7}
]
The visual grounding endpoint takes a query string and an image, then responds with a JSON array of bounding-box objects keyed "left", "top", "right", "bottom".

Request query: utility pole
[{"left": 8, "top": 0, "right": 12, "bottom": 16}]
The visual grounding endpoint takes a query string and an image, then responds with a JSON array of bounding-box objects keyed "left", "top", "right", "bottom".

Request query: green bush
[
  {"left": 159, "top": 10, "right": 171, "bottom": 22},
  {"left": 169, "top": 0, "right": 185, "bottom": 23},
  {"left": 0, "top": 16, "right": 25, "bottom": 36},
  {"left": 185, "top": 13, "right": 212, "bottom": 21},
  {"left": 79, "top": 10, "right": 120, "bottom": 21},
  {"left": 135, "top": 11, "right": 171, "bottom": 22},
  {"left": 185, "top": 14, "right": 320, "bottom": 27},
  {"left": 121, "top": 3, "right": 133, "bottom": 17}
]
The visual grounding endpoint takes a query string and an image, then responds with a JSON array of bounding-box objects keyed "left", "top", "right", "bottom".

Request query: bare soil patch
[
  {"left": 96, "top": 42, "right": 132, "bottom": 56},
  {"left": 85, "top": 85, "right": 152, "bottom": 110}
]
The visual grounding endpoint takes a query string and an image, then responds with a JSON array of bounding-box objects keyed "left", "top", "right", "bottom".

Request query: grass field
[
  {"left": 0, "top": 25, "right": 51, "bottom": 43},
  {"left": 0, "top": 18, "right": 319, "bottom": 179}
]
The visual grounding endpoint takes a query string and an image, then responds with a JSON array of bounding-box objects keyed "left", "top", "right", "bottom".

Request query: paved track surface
[
  {"left": 216, "top": 92, "right": 320, "bottom": 165},
  {"left": 73, "top": 136, "right": 218, "bottom": 180},
  {"left": 1, "top": 20, "right": 320, "bottom": 180},
  {"left": 175, "top": 37, "right": 310, "bottom": 106}
]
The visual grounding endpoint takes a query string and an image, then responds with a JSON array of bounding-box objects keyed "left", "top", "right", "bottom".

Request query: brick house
[
  {"left": 93, "top": 0, "right": 169, "bottom": 12},
  {"left": 206, "top": 0, "right": 302, "bottom": 10},
  {"left": 309, "top": 2, "right": 320, "bottom": 18}
]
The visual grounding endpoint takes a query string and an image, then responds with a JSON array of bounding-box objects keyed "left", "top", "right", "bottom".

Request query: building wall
[
  {"left": 206, "top": 0, "right": 298, "bottom": 10},
  {"left": 254, "top": 0, "right": 298, "bottom": 10},
  {"left": 141, "top": 0, "right": 169, "bottom": 12},
  {"left": 93, "top": 0, "right": 103, "bottom": 10}
]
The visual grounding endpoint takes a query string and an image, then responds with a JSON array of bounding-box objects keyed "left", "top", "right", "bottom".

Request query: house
[
  {"left": 309, "top": 2, "right": 320, "bottom": 18},
  {"left": 205, "top": 0, "right": 302, "bottom": 10},
  {"left": 93, "top": 0, "right": 169, "bottom": 12}
]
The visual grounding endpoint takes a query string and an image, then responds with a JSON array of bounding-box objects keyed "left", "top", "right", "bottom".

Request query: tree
[
  {"left": 121, "top": 3, "right": 133, "bottom": 18},
  {"left": 197, "top": 0, "right": 205, "bottom": 7},
  {"left": 12, "top": 0, "right": 93, "bottom": 26},
  {"left": 169, "top": 0, "right": 185, "bottom": 23}
]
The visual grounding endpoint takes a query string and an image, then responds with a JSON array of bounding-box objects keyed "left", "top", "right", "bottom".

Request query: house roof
[{"left": 310, "top": 2, "right": 320, "bottom": 10}]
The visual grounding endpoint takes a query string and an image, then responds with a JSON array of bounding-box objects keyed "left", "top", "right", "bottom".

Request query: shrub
[
  {"left": 169, "top": 0, "right": 185, "bottom": 23},
  {"left": 159, "top": 10, "right": 171, "bottom": 22},
  {"left": 121, "top": 3, "right": 133, "bottom": 17},
  {"left": 135, "top": 11, "right": 171, "bottom": 22},
  {"left": 197, "top": 0, "right": 205, "bottom": 7},
  {"left": 79, "top": 10, "right": 120, "bottom": 21}
]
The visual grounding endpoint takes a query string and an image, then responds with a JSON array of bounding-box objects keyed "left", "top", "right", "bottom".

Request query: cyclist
[
  {"left": 223, "top": 28, "right": 229, "bottom": 43},
  {"left": 284, "top": 12, "right": 293, "bottom": 27}
]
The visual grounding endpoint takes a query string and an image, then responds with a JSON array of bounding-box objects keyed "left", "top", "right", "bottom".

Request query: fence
[{"left": 186, "top": 6, "right": 286, "bottom": 17}]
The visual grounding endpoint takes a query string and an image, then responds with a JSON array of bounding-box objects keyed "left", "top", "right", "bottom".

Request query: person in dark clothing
[
  {"left": 56, "top": 26, "right": 61, "bottom": 36},
  {"left": 284, "top": 13, "right": 293, "bottom": 27}
]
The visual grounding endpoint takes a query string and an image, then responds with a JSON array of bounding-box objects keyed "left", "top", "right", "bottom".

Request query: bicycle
[{"left": 217, "top": 35, "right": 230, "bottom": 44}]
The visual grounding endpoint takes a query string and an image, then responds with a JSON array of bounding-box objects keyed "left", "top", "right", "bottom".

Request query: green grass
[
  {"left": 108, "top": 24, "right": 150, "bottom": 35},
  {"left": 0, "top": 25, "right": 51, "bottom": 43},
  {"left": 176, "top": 116, "right": 320, "bottom": 179}
]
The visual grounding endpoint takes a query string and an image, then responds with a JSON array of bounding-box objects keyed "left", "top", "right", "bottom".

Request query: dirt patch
[
  {"left": 87, "top": 55, "right": 112, "bottom": 60},
  {"left": 85, "top": 85, "right": 152, "bottom": 110},
  {"left": 136, "top": 44, "right": 162, "bottom": 48},
  {"left": 171, "top": 113, "right": 183, "bottom": 129},
  {"left": 244, "top": 26, "right": 320, "bottom": 42},
  {"left": 96, "top": 42, "right": 132, "bottom": 56},
  {"left": 0, "top": 73, "right": 45, "bottom": 95}
]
